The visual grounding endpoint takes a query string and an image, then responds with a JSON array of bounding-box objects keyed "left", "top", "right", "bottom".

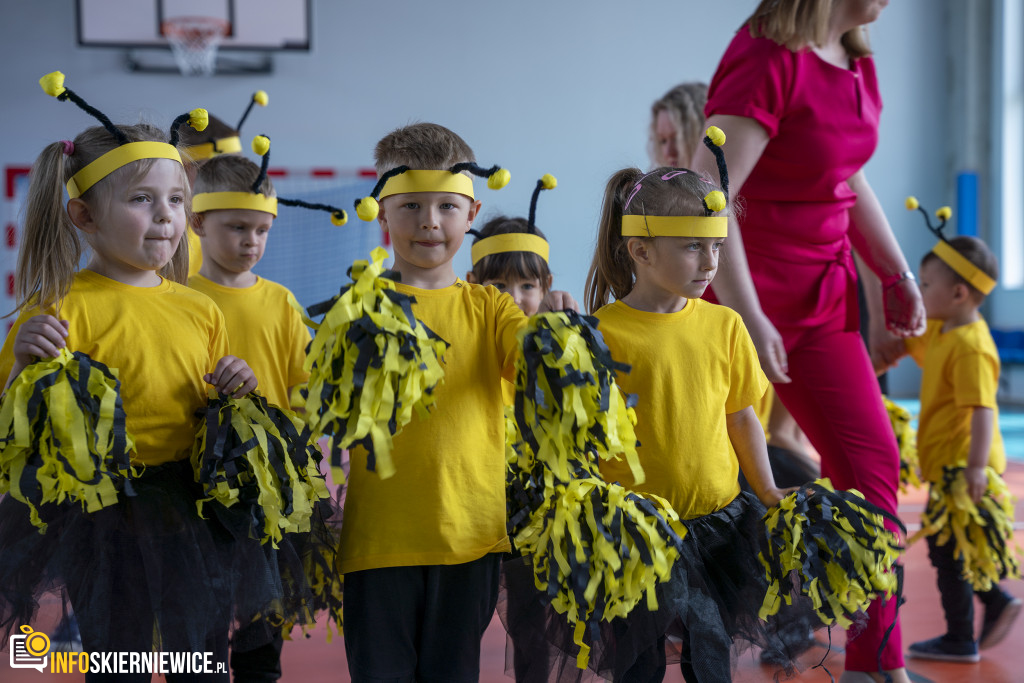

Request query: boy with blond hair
[{"left": 341, "top": 122, "right": 574, "bottom": 682}]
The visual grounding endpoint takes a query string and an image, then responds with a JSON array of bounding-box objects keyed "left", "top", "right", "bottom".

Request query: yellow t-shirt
[
  {"left": 905, "top": 318, "right": 1006, "bottom": 482},
  {"left": 0, "top": 270, "right": 229, "bottom": 466},
  {"left": 338, "top": 280, "right": 525, "bottom": 573},
  {"left": 187, "top": 274, "right": 310, "bottom": 408},
  {"left": 594, "top": 299, "right": 769, "bottom": 519},
  {"left": 187, "top": 227, "right": 203, "bottom": 278}
]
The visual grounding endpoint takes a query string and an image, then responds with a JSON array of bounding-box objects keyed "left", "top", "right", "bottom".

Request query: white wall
[{"left": 0, "top": 0, "right": 950, "bottom": 394}]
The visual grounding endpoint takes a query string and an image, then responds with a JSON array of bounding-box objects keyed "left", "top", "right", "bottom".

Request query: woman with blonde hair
[
  {"left": 692, "top": 1, "right": 921, "bottom": 681},
  {"left": 649, "top": 82, "right": 708, "bottom": 169}
]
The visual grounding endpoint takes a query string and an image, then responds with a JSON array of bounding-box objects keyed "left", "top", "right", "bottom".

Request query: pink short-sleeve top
[{"left": 705, "top": 28, "right": 882, "bottom": 331}]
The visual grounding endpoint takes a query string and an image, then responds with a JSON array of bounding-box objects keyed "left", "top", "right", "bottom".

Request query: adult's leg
[
  {"left": 774, "top": 326, "right": 903, "bottom": 672},
  {"left": 418, "top": 554, "right": 501, "bottom": 683}
]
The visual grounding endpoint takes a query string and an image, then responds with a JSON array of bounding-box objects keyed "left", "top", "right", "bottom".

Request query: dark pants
[
  {"left": 230, "top": 631, "right": 283, "bottom": 682},
  {"left": 927, "top": 533, "right": 1007, "bottom": 641},
  {"left": 343, "top": 554, "right": 501, "bottom": 683}
]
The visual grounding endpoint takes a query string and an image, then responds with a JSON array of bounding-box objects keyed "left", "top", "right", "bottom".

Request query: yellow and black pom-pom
[
  {"left": 759, "top": 479, "right": 904, "bottom": 629},
  {"left": 506, "top": 311, "right": 685, "bottom": 669},
  {"left": 882, "top": 396, "right": 921, "bottom": 492},
  {"left": 280, "top": 499, "right": 345, "bottom": 641},
  {"left": 189, "top": 108, "right": 209, "bottom": 132},
  {"left": 0, "top": 349, "right": 136, "bottom": 531},
  {"left": 910, "top": 464, "right": 1021, "bottom": 591},
  {"left": 191, "top": 391, "right": 330, "bottom": 547},
  {"left": 294, "top": 246, "right": 448, "bottom": 479},
  {"left": 39, "top": 71, "right": 66, "bottom": 98}
]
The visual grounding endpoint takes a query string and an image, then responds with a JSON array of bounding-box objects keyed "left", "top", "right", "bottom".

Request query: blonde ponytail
[{"left": 16, "top": 142, "right": 82, "bottom": 313}]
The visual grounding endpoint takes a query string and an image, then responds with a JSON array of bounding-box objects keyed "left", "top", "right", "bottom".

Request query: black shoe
[
  {"left": 980, "top": 596, "right": 1022, "bottom": 650},
  {"left": 907, "top": 635, "right": 979, "bottom": 663}
]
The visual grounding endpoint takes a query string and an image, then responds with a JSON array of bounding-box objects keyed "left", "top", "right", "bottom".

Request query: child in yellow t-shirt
[
  {"left": 898, "top": 233, "right": 1020, "bottom": 662},
  {"left": 466, "top": 176, "right": 555, "bottom": 407},
  {"left": 178, "top": 91, "right": 269, "bottom": 278},
  {"left": 189, "top": 153, "right": 310, "bottom": 410},
  {"left": 343, "top": 122, "right": 575, "bottom": 682},
  {"left": 506, "top": 148, "right": 792, "bottom": 680},
  {"left": 0, "top": 79, "right": 265, "bottom": 667}
]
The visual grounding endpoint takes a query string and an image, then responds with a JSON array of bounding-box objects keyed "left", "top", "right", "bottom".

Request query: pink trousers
[{"left": 774, "top": 320, "right": 904, "bottom": 672}]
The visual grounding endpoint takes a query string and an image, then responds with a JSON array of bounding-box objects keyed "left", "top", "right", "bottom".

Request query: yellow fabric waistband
[
  {"left": 193, "top": 192, "right": 278, "bottom": 216},
  {"left": 932, "top": 240, "right": 996, "bottom": 294},
  {"left": 471, "top": 233, "right": 549, "bottom": 265},
  {"left": 621, "top": 215, "right": 728, "bottom": 238},
  {"left": 379, "top": 170, "right": 475, "bottom": 200},
  {"left": 66, "top": 142, "right": 182, "bottom": 199}
]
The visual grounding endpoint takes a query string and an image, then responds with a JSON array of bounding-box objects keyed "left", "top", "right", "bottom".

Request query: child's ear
[
  {"left": 67, "top": 198, "right": 98, "bottom": 234},
  {"left": 952, "top": 281, "right": 971, "bottom": 303},
  {"left": 466, "top": 199, "right": 482, "bottom": 228},
  {"left": 545, "top": 274, "right": 553, "bottom": 291},
  {"left": 191, "top": 213, "right": 206, "bottom": 236},
  {"left": 626, "top": 237, "right": 651, "bottom": 265},
  {"left": 465, "top": 271, "right": 478, "bottom": 284}
]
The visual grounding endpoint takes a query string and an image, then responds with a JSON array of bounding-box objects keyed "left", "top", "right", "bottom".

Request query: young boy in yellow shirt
[
  {"left": 189, "top": 152, "right": 311, "bottom": 682},
  {"left": 899, "top": 235, "right": 1021, "bottom": 662},
  {"left": 342, "top": 122, "right": 574, "bottom": 682}
]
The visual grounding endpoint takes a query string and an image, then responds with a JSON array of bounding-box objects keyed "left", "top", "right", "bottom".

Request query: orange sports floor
[{"left": 9, "top": 462, "right": 1024, "bottom": 682}]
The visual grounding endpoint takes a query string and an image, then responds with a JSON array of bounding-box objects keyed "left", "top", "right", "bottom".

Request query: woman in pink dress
[{"left": 691, "top": 1, "right": 923, "bottom": 682}]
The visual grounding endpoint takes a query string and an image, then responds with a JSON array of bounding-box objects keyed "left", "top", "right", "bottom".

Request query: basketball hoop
[{"left": 162, "top": 16, "right": 230, "bottom": 77}]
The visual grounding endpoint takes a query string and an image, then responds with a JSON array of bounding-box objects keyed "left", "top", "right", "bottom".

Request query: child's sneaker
[
  {"left": 979, "top": 596, "right": 1022, "bottom": 650},
  {"left": 907, "top": 635, "right": 979, "bottom": 663}
]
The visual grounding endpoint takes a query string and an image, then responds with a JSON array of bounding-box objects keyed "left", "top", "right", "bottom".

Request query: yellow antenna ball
[
  {"left": 541, "top": 174, "right": 557, "bottom": 190},
  {"left": 252, "top": 135, "right": 271, "bottom": 156},
  {"left": 488, "top": 168, "right": 511, "bottom": 190},
  {"left": 704, "top": 190, "right": 727, "bottom": 213},
  {"left": 39, "top": 71, "right": 66, "bottom": 97},
  {"left": 705, "top": 126, "right": 726, "bottom": 146},
  {"left": 936, "top": 206, "right": 952, "bottom": 221},
  {"left": 253, "top": 90, "right": 269, "bottom": 106},
  {"left": 331, "top": 210, "right": 348, "bottom": 226},
  {"left": 905, "top": 196, "right": 919, "bottom": 211},
  {"left": 356, "top": 197, "right": 380, "bottom": 221},
  {"left": 189, "top": 108, "right": 209, "bottom": 132}
]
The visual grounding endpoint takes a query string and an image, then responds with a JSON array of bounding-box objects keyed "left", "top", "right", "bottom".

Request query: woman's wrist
[{"left": 881, "top": 270, "right": 916, "bottom": 290}]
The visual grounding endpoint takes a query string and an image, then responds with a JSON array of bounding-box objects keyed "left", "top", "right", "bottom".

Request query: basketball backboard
[{"left": 76, "top": 0, "right": 311, "bottom": 51}]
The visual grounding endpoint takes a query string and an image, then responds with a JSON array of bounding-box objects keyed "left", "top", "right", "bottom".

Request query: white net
[
  {"left": 252, "top": 172, "right": 383, "bottom": 311},
  {"left": 162, "top": 17, "right": 229, "bottom": 77}
]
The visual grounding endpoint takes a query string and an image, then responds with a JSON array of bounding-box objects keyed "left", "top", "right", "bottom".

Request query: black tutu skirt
[
  {"left": 0, "top": 459, "right": 304, "bottom": 654},
  {"left": 499, "top": 491, "right": 820, "bottom": 683}
]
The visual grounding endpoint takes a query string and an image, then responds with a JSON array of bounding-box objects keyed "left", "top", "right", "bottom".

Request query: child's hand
[
  {"left": 205, "top": 356, "right": 258, "bottom": 398},
  {"left": 539, "top": 290, "right": 579, "bottom": 313},
  {"left": 13, "top": 315, "right": 69, "bottom": 367},
  {"left": 883, "top": 278, "right": 926, "bottom": 337},
  {"left": 759, "top": 485, "right": 799, "bottom": 508},
  {"left": 964, "top": 465, "right": 987, "bottom": 504}
]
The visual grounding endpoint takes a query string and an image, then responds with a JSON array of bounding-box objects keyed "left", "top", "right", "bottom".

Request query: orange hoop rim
[{"left": 161, "top": 16, "right": 231, "bottom": 40}]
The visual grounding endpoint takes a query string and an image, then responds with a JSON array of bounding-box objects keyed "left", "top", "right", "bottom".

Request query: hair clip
[{"left": 354, "top": 162, "right": 511, "bottom": 222}]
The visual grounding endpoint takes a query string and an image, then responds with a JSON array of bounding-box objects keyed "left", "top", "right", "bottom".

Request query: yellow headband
[
  {"left": 66, "top": 141, "right": 182, "bottom": 199},
  {"left": 184, "top": 135, "right": 243, "bottom": 161},
  {"left": 379, "top": 170, "right": 475, "bottom": 200},
  {"left": 621, "top": 215, "right": 728, "bottom": 238},
  {"left": 193, "top": 192, "right": 278, "bottom": 216},
  {"left": 931, "top": 240, "right": 996, "bottom": 294},
  {"left": 471, "top": 233, "right": 549, "bottom": 265}
]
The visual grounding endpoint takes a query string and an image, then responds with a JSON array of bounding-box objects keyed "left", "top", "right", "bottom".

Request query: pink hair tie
[{"left": 60, "top": 140, "right": 74, "bottom": 155}]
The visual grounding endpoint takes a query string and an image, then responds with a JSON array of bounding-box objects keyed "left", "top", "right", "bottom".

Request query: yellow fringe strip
[{"left": 0, "top": 348, "right": 136, "bottom": 531}]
